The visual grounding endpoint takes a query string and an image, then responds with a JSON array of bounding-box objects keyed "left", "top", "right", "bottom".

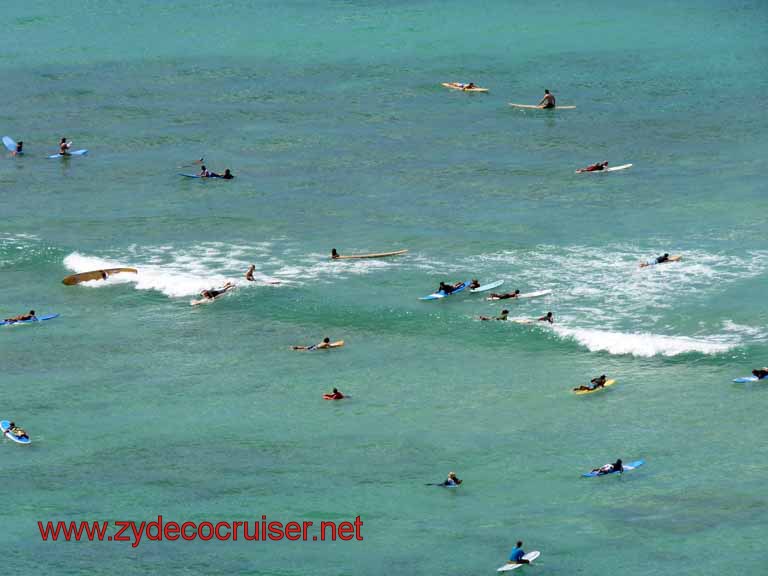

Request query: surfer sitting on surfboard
[
  {"left": 480, "top": 310, "right": 509, "bottom": 321},
  {"left": 59, "top": 137, "right": 71, "bottom": 156},
  {"left": 508, "top": 541, "right": 530, "bottom": 565},
  {"left": 293, "top": 337, "right": 333, "bottom": 351},
  {"left": 200, "top": 282, "right": 235, "bottom": 301},
  {"left": 538, "top": 312, "right": 554, "bottom": 324},
  {"left": 573, "top": 375, "right": 607, "bottom": 392},
  {"left": 3, "top": 310, "right": 36, "bottom": 323},
  {"left": 592, "top": 459, "right": 623, "bottom": 475},
  {"left": 489, "top": 289, "right": 520, "bottom": 300},
  {"left": 576, "top": 161, "right": 609, "bottom": 173},
  {"left": 538, "top": 89, "right": 556, "bottom": 109}
]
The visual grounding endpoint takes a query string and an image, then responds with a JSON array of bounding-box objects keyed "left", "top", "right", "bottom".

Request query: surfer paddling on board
[
  {"left": 293, "top": 337, "right": 334, "bottom": 351},
  {"left": 488, "top": 289, "right": 520, "bottom": 300},
  {"left": 751, "top": 368, "right": 768, "bottom": 379},
  {"left": 591, "top": 459, "right": 623, "bottom": 475},
  {"left": 199, "top": 165, "right": 220, "bottom": 178},
  {"left": 6, "top": 422, "right": 29, "bottom": 440},
  {"left": 576, "top": 161, "right": 609, "bottom": 173},
  {"left": 538, "top": 89, "right": 556, "bottom": 109},
  {"left": 639, "top": 253, "right": 673, "bottom": 268},
  {"left": 200, "top": 282, "right": 235, "bottom": 301},
  {"left": 4, "top": 310, "right": 37, "bottom": 323},
  {"left": 480, "top": 309, "right": 510, "bottom": 321},
  {"left": 508, "top": 541, "right": 531, "bottom": 565},
  {"left": 573, "top": 375, "right": 607, "bottom": 392},
  {"left": 59, "top": 137, "right": 71, "bottom": 156},
  {"left": 537, "top": 312, "right": 554, "bottom": 324},
  {"left": 438, "top": 281, "right": 464, "bottom": 295},
  {"left": 324, "top": 388, "right": 345, "bottom": 400},
  {"left": 331, "top": 249, "right": 340, "bottom": 259}
]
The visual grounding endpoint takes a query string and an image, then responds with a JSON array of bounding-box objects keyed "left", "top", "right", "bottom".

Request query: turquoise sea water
[{"left": 2, "top": 1, "right": 767, "bottom": 573}]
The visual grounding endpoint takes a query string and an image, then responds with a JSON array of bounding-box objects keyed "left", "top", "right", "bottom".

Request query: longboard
[
  {"left": 574, "top": 379, "right": 617, "bottom": 395},
  {"left": 639, "top": 255, "right": 682, "bottom": 268},
  {"left": 294, "top": 340, "right": 345, "bottom": 351},
  {"left": 49, "top": 149, "right": 88, "bottom": 158},
  {"left": 470, "top": 280, "right": 504, "bottom": 293},
  {"left": 420, "top": 281, "right": 470, "bottom": 300},
  {"left": 190, "top": 287, "right": 235, "bottom": 306},
  {"left": 487, "top": 289, "right": 551, "bottom": 301},
  {"left": 332, "top": 249, "right": 408, "bottom": 260},
  {"left": 442, "top": 82, "right": 489, "bottom": 93},
  {"left": 576, "top": 163, "right": 633, "bottom": 173},
  {"left": 582, "top": 459, "right": 644, "bottom": 477},
  {"left": 509, "top": 103, "right": 576, "bottom": 109},
  {"left": 734, "top": 376, "right": 763, "bottom": 383},
  {"left": 1, "top": 420, "right": 31, "bottom": 444},
  {"left": 62, "top": 268, "right": 138, "bottom": 285},
  {"left": 497, "top": 551, "right": 541, "bottom": 572},
  {"left": 1, "top": 314, "right": 59, "bottom": 326}
]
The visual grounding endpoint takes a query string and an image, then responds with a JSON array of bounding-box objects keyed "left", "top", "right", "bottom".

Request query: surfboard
[
  {"left": 509, "top": 103, "right": 576, "bottom": 109},
  {"left": 497, "top": 551, "right": 541, "bottom": 572},
  {"left": 190, "top": 286, "right": 235, "bottom": 306},
  {"left": 1, "top": 313, "right": 59, "bottom": 326},
  {"left": 639, "top": 255, "right": 682, "bottom": 268},
  {"left": 420, "top": 281, "right": 470, "bottom": 300},
  {"left": 442, "top": 82, "right": 489, "bottom": 93},
  {"left": 295, "top": 340, "right": 345, "bottom": 351},
  {"left": 332, "top": 249, "right": 408, "bottom": 260},
  {"left": 1, "top": 420, "right": 31, "bottom": 444},
  {"left": 62, "top": 268, "right": 138, "bottom": 285},
  {"left": 733, "top": 376, "right": 761, "bottom": 383},
  {"left": 574, "top": 379, "right": 616, "bottom": 395},
  {"left": 3, "top": 136, "right": 18, "bottom": 153},
  {"left": 49, "top": 149, "right": 88, "bottom": 158},
  {"left": 510, "top": 318, "right": 535, "bottom": 324},
  {"left": 470, "top": 280, "right": 504, "bottom": 293},
  {"left": 576, "top": 163, "right": 633, "bottom": 173},
  {"left": 582, "top": 459, "right": 644, "bottom": 477},
  {"left": 486, "top": 289, "right": 552, "bottom": 301}
]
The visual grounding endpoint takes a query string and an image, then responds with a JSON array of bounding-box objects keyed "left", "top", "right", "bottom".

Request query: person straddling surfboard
[
  {"left": 200, "top": 282, "right": 235, "bottom": 301},
  {"left": 488, "top": 289, "right": 521, "bottom": 300},
  {"left": 537, "top": 89, "right": 556, "bottom": 109},
  {"left": 3, "top": 310, "right": 37, "bottom": 323},
  {"left": 508, "top": 541, "right": 531, "bottom": 565},
  {"left": 573, "top": 374, "right": 607, "bottom": 392},
  {"left": 591, "top": 459, "right": 623, "bottom": 475},
  {"left": 480, "top": 309, "right": 510, "bottom": 321},
  {"left": 293, "top": 337, "right": 333, "bottom": 351},
  {"left": 59, "top": 137, "right": 71, "bottom": 156},
  {"left": 576, "top": 161, "right": 609, "bottom": 173},
  {"left": 537, "top": 312, "right": 554, "bottom": 324}
]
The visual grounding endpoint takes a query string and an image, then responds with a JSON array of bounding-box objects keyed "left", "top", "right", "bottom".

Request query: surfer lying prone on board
[
  {"left": 293, "top": 337, "right": 332, "bottom": 351},
  {"left": 640, "top": 253, "right": 672, "bottom": 268},
  {"left": 592, "top": 459, "right": 623, "bottom": 475},
  {"left": 439, "top": 281, "right": 464, "bottom": 294},
  {"left": 576, "top": 161, "right": 609, "bottom": 173},
  {"left": 488, "top": 289, "right": 521, "bottom": 300},
  {"left": 5, "top": 422, "right": 29, "bottom": 440},
  {"left": 200, "top": 282, "right": 235, "bottom": 300},
  {"left": 323, "top": 388, "right": 345, "bottom": 400},
  {"left": 4, "top": 310, "right": 37, "bottom": 323},
  {"left": 480, "top": 310, "right": 509, "bottom": 321},
  {"left": 538, "top": 312, "right": 554, "bottom": 324},
  {"left": 573, "top": 374, "right": 608, "bottom": 392}
]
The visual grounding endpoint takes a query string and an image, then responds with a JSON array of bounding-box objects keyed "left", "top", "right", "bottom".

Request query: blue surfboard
[
  {"left": 582, "top": 459, "right": 644, "bottom": 477},
  {"left": 1, "top": 313, "right": 60, "bottom": 326},
  {"left": 49, "top": 150, "right": 88, "bottom": 159},
  {"left": 734, "top": 376, "right": 761, "bottom": 383},
  {"left": 420, "top": 281, "right": 470, "bottom": 300},
  {"left": 3, "top": 136, "right": 19, "bottom": 153}
]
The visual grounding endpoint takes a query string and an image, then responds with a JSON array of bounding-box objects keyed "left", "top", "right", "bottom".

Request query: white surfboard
[
  {"left": 576, "top": 163, "right": 632, "bottom": 173},
  {"left": 509, "top": 103, "right": 575, "bottom": 110},
  {"left": 486, "top": 289, "right": 551, "bottom": 301},
  {"left": 497, "top": 551, "right": 541, "bottom": 571}
]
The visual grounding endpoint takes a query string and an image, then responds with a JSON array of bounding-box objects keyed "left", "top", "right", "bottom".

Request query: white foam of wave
[
  {"left": 553, "top": 325, "right": 737, "bottom": 357},
  {"left": 722, "top": 320, "right": 768, "bottom": 340}
]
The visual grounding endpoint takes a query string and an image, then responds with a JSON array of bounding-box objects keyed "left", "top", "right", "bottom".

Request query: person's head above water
[
  {"left": 323, "top": 337, "right": 330, "bottom": 344},
  {"left": 514, "top": 289, "right": 520, "bottom": 294},
  {"left": 501, "top": 309, "right": 509, "bottom": 315},
  {"left": 332, "top": 388, "right": 338, "bottom": 393},
  {"left": 516, "top": 541, "right": 523, "bottom": 547},
  {"left": 29, "top": 310, "right": 35, "bottom": 315},
  {"left": 60, "top": 137, "right": 67, "bottom": 143},
  {"left": 331, "top": 248, "right": 339, "bottom": 257},
  {"left": 544, "top": 89, "right": 550, "bottom": 94},
  {"left": 201, "top": 165, "right": 206, "bottom": 171}
]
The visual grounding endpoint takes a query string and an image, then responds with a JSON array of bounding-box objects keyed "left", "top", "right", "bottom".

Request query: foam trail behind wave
[{"left": 553, "top": 326, "right": 737, "bottom": 357}]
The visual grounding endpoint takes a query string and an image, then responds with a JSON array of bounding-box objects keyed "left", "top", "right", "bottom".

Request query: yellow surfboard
[
  {"left": 62, "top": 268, "right": 138, "bottom": 285},
  {"left": 574, "top": 379, "right": 616, "bottom": 395},
  {"left": 442, "top": 82, "right": 489, "bottom": 93}
]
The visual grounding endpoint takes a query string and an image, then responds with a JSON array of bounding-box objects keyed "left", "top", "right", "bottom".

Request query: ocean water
[{"left": 2, "top": 1, "right": 767, "bottom": 573}]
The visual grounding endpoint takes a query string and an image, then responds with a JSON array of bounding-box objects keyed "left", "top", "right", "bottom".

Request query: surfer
[
  {"left": 576, "top": 161, "right": 609, "bottom": 173},
  {"left": 443, "top": 471, "right": 462, "bottom": 486},
  {"left": 573, "top": 375, "right": 607, "bottom": 391},
  {"left": 6, "top": 422, "right": 28, "bottom": 439},
  {"left": 641, "top": 253, "right": 672, "bottom": 267},
  {"left": 752, "top": 368, "right": 768, "bottom": 379},
  {"left": 538, "top": 89, "right": 556, "bottom": 109},
  {"left": 469, "top": 279, "right": 481, "bottom": 289},
  {"left": 480, "top": 309, "right": 509, "bottom": 321},
  {"left": 331, "top": 249, "right": 340, "bottom": 259},
  {"left": 59, "top": 137, "right": 71, "bottom": 155},
  {"left": 221, "top": 168, "right": 234, "bottom": 179},
  {"left": 592, "top": 459, "right": 623, "bottom": 475},
  {"left": 464, "top": 82, "right": 476, "bottom": 90},
  {"left": 293, "top": 337, "right": 333, "bottom": 351},
  {"left": 438, "top": 281, "right": 463, "bottom": 294},
  {"left": 199, "top": 165, "right": 218, "bottom": 178},
  {"left": 200, "top": 282, "right": 235, "bottom": 301},
  {"left": 4, "top": 310, "right": 36, "bottom": 323},
  {"left": 488, "top": 289, "right": 520, "bottom": 300},
  {"left": 324, "top": 388, "right": 345, "bottom": 400},
  {"left": 245, "top": 265, "right": 255, "bottom": 281},
  {"left": 12, "top": 141, "right": 23, "bottom": 156},
  {"left": 508, "top": 541, "right": 530, "bottom": 565},
  {"left": 537, "top": 312, "right": 554, "bottom": 323}
]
